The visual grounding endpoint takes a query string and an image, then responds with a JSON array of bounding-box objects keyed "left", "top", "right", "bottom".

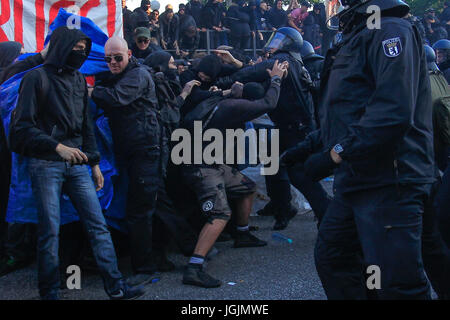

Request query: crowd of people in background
[
  {"left": 1, "top": 0, "right": 450, "bottom": 301},
  {"left": 122, "top": 0, "right": 450, "bottom": 60}
]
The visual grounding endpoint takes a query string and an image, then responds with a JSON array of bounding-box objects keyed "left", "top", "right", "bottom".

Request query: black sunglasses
[
  {"left": 137, "top": 38, "right": 150, "bottom": 44},
  {"left": 104, "top": 55, "right": 124, "bottom": 63}
]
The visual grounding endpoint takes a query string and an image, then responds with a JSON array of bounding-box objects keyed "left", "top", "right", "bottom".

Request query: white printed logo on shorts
[{"left": 202, "top": 200, "right": 214, "bottom": 212}]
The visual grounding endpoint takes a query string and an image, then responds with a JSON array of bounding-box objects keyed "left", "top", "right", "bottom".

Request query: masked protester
[
  {"left": 8, "top": 27, "right": 144, "bottom": 300},
  {"left": 179, "top": 54, "right": 239, "bottom": 117},
  {"left": 142, "top": 51, "right": 201, "bottom": 271},
  {"left": 179, "top": 62, "right": 286, "bottom": 288}
]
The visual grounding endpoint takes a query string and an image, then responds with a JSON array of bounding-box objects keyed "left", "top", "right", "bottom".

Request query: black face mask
[
  {"left": 66, "top": 50, "right": 87, "bottom": 69},
  {"left": 165, "top": 68, "right": 178, "bottom": 81}
]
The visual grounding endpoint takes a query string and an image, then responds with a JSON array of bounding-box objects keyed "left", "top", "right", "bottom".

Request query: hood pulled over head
[
  {"left": 0, "top": 41, "right": 22, "bottom": 69},
  {"left": 44, "top": 26, "right": 92, "bottom": 70}
]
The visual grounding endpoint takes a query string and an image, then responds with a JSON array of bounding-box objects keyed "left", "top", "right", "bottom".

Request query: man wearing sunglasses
[
  {"left": 91, "top": 37, "right": 162, "bottom": 288},
  {"left": 131, "top": 27, "right": 154, "bottom": 60}
]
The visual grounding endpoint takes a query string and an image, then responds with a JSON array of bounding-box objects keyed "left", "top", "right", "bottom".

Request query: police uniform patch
[
  {"left": 202, "top": 200, "right": 214, "bottom": 212},
  {"left": 382, "top": 37, "right": 402, "bottom": 58}
]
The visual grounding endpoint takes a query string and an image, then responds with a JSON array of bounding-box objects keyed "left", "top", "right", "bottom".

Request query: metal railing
[{"left": 164, "top": 29, "right": 275, "bottom": 57}]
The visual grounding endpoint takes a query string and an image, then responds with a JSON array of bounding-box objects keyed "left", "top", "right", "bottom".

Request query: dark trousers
[
  {"left": 265, "top": 126, "right": 330, "bottom": 222},
  {"left": 117, "top": 148, "right": 160, "bottom": 274},
  {"left": 4, "top": 223, "right": 36, "bottom": 262},
  {"left": 152, "top": 180, "right": 198, "bottom": 257},
  {"left": 421, "top": 180, "right": 450, "bottom": 299},
  {"left": 315, "top": 184, "right": 432, "bottom": 300},
  {"left": 230, "top": 34, "right": 251, "bottom": 50},
  {"left": 436, "top": 166, "right": 450, "bottom": 248}
]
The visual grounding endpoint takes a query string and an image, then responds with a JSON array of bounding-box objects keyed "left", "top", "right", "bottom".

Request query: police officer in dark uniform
[
  {"left": 433, "top": 39, "right": 450, "bottom": 84},
  {"left": 221, "top": 27, "right": 330, "bottom": 230},
  {"left": 301, "top": 40, "right": 324, "bottom": 125},
  {"left": 303, "top": 0, "right": 435, "bottom": 299}
]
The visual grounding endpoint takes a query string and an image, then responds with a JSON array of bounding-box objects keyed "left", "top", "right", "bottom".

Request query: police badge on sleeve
[{"left": 382, "top": 37, "right": 402, "bottom": 58}]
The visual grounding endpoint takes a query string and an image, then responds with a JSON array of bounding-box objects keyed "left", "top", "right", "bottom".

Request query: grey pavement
[{"left": 0, "top": 211, "right": 327, "bottom": 300}]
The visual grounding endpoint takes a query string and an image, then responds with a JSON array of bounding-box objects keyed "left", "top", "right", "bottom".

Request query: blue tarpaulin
[{"left": 0, "top": 9, "right": 127, "bottom": 231}]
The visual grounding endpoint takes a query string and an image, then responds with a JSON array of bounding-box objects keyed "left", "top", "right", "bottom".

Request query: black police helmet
[
  {"left": 300, "top": 40, "right": 315, "bottom": 58},
  {"left": 433, "top": 39, "right": 450, "bottom": 51},
  {"left": 424, "top": 45, "right": 439, "bottom": 72},
  {"left": 264, "top": 27, "right": 303, "bottom": 54}
]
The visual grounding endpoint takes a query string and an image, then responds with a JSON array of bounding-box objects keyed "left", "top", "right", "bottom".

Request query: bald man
[{"left": 91, "top": 37, "right": 162, "bottom": 287}]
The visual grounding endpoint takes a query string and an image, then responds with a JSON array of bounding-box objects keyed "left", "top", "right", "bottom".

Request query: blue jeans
[{"left": 28, "top": 159, "right": 122, "bottom": 299}]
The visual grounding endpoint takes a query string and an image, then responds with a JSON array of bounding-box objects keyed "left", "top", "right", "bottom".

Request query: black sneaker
[
  {"left": 256, "top": 203, "right": 275, "bottom": 216},
  {"left": 0, "top": 256, "right": 29, "bottom": 277},
  {"left": 182, "top": 265, "right": 222, "bottom": 288},
  {"left": 233, "top": 231, "right": 267, "bottom": 248},
  {"left": 154, "top": 253, "right": 176, "bottom": 272},
  {"left": 273, "top": 207, "right": 297, "bottom": 230},
  {"left": 126, "top": 272, "right": 160, "bottom": 287},
  {"left": 108, "top": 280, "right": 146, "bottom": 300},
  {"left": 273, "top": 218, "right": 289, "bottom": 231}
]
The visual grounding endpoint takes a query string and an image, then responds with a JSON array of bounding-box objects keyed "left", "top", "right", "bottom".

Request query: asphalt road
[{"left": 0, "top": 211, "right": 327, "bottom": 300}]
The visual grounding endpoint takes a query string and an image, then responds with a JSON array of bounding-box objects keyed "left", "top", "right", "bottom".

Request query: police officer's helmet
[
  {"left": 425, "top": 45, "right": 439, "bottom": 72},
  {"left": 300, "top": 41, "right": 315, "bottom": 58},
  {"left": 433, "top": 39, "right": 450, "bottom": 51},
  {"left": 264, "top": 27, "right": 303, "bottom": 54}
]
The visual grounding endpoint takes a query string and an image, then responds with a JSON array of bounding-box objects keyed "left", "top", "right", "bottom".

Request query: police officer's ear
[{"left": 127, "top": 49, "right": 132, "bottom": 59}]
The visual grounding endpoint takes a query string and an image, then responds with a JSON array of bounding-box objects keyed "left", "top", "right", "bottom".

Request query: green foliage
[{"left": 406, "top": 0, "right": 445, "bottom": 16}]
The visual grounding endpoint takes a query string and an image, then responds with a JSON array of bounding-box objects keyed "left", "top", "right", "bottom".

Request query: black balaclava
[
  {"left": 196, "top": 54, "right": 222, "bottom": 81},
  {"left": 243, "top": 82, "right": 265, "bottom": 100},
  {"left": 66, "top": 49, "right": 88, "bottom": 70},
  {"left": 144, "top": 51, "right": 177, "bottom": 79},
  {"left": 0, "top": 41, "right": 22, "bottom": 69},
  {"left": 44, "top": 26, "right": 92, "bottom": 71}
]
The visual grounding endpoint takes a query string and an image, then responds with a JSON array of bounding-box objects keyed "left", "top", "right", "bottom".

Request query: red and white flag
[{"left": 0, "top": 0, "right": 123, "bottom": 52}]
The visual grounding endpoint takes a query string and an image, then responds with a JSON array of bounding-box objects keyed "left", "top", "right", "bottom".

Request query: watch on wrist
[{"left": 333, "top": 144, "right": 344, "bottom": 154}]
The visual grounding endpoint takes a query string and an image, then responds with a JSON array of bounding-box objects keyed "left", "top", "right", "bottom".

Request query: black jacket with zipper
[{"left": 92, "top": 58, "right": 161, "bottom": 156}]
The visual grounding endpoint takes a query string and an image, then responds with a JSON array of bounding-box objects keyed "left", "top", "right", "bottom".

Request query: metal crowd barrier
[{"left": 164, "top": 29, "right": 275, "bottom": 57}]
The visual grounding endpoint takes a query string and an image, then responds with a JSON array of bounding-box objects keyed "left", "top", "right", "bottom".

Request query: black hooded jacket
[
  {"left": 226, "top": 3, "right": 251, "bottom": 37},
  {"left": 200, "top": 0, "right": 222, "bottom": 29},
  {"left": 92, "top": 57, "right": 160, "bottom": 156},
  {"left": 219, "top": 51, "right": 315, "bottom": 129},
  {"left": 267, "top": 7, "right": 288, "bottom": 29},
  {"left": 9, "top": 27, "right": 100, "bottom": 165},
  {"left": 0, "top": 42, "right": 22, "bottom": 75},
  {"left": 186, "top": 0, "right": 203, "bottom": 26}
]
